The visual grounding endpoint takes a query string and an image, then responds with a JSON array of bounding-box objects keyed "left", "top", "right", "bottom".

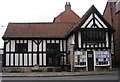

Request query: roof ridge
[
  {"left": 8, "top": 22, "right": 75, "bottom": 24},
  {"left": 9, "top": 22, "right": 53, "bottom": 24}
]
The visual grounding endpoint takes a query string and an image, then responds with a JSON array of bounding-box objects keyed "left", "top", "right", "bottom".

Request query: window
[
  {"left": 15, "top": 43, "right": 28, "bottom": 53},
  {"left": 116, "top": 0, "right": 120, "bottom": 13},
  {"left": 47, "top": 43, "right": 60, "bottom": 53},
  {"left": 46, "top": 43, "right": 60, "bottom": 66},
  {"left": 74, "top": 50, "right": 86, "bottom": 67},
  {"left": 95, "top": 51, "right": 110, "bottom": 66},
  {"left": 81, "top": 30, "right": 106, "bottom": 42}
]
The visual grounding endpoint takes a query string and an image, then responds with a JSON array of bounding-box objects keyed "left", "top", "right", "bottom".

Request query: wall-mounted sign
[{"left": 88, "top": 54, "right": 92, "bottom": 58}]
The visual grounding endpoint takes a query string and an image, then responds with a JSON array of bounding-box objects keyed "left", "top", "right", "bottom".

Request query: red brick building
[
  {"left": 53, "top": 2, "right": 80, "bottom": 24},
  {"left": 103, "top": 0, "right": 120, "bottom": 67}
]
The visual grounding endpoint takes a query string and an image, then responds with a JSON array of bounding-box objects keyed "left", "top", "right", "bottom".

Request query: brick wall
[{"left": 103, "top": 2, "right": 120, "bottom": 67}]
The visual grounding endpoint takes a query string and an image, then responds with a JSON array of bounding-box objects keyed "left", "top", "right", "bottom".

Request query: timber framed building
[{"left": 2, "top": 2, "right": 115, "bottom": 71}]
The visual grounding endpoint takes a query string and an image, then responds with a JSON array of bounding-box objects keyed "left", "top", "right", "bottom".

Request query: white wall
[
  {"left": 6, "top": 41, "right": 9, "bottom": 52},
  {"left": 81, "top": 14, "right": 93, "bottom": 28},
  {"left": 78, "top": 32, "right": 81, "bottom": 48},
  {"left": 95, "top": 14, "right": 107, "bottom": 28},
  {"left": 28, "top": 40, "right": 32, "bottom": 51},
  {"left": 43, "top": 40, "right": 46, "bottom": 52},
  {"left": 33, "top": 40, "right": 37, "bottom": 52},
  {"left": 60, "top": 40, "right": 63, "bottom": 52},
  {"left": 67, "top": 34, "right": 74, "bottom": 51}
]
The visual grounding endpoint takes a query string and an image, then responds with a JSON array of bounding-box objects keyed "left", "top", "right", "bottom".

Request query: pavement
[
  {"left": 0, "top": 69, "right": 118, "bottom": 77},
  {"left": 0, "top": 68, "right": 118, "bottom": 77}
]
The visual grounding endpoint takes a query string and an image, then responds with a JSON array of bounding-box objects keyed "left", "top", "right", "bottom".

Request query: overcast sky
[{"left": 0, "top": 0, "right": 109, "bottom": 48}]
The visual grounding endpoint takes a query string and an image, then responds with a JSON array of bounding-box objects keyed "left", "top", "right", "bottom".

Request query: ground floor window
[
  {"left": 74, "top": 50, "right": 86, "bottom": 67},
  {"left": 95, "top": 51, "right": 110, "bottom": 66},
  {"left": 47, "top": 53, "right": 61, "bottom": 66},
  {"left": 46, "top": 43, "right": 63, "bottom": 66}
]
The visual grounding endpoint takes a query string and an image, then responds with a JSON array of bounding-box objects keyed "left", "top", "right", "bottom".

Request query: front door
[{"left": 87, "top": 51, "right": 94, "bottom": 71}]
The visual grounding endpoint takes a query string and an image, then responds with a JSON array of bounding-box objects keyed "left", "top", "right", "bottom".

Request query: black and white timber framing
[
  {"left": 68, "top": 5, "right": 115, "bottom": 71},
  {"left": 2, "top": 5, "right": 115, "bottom": 71},
  {"left": 3, "top": 39, "right": 68, "bottom": 67}
]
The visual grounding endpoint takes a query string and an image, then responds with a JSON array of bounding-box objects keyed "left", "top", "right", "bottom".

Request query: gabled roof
[
  {"left": 2, "top": 2, "right": 80, "bottom": 40},
  {"left": 54, "top": 10, "right": 80, "bottom": 24},
  {"left": 3, "top": 5, "right": 115, "bottom": 40},
  {"left": 73, "top": 5, "right": 115, "bottom": 32},
  {"left": 2, "top": 22, "right": 75, "bottom": 39},
  {"left": 53, "top": 2, "right": 80, "bottom": 24}
]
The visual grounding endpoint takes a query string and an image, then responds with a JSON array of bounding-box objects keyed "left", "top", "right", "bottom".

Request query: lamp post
[{"left": 70, "top": 39, "right": 75, "bottom": 72}]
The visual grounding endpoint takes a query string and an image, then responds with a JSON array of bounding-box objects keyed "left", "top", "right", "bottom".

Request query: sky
[{"left": 0, "top": 0, "right": 109, "bottom": 48}]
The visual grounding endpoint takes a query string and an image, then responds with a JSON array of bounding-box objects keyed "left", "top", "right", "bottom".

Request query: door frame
[{"left": 87, "top": 51, "right": 95, "bottom": 71}]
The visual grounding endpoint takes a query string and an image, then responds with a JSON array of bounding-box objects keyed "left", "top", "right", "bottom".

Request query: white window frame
[
  {"left": 74, "top": 50, "right": 87, "bottom": 67},
  {"left": 95, "top": 51, "right": 110, "bottom": 66}
]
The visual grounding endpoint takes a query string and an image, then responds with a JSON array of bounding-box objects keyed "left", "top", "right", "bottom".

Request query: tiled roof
[
  {"left": 54, "top": 10, "right": 80, "bottom": 24},
  {"left": 2, "top": 2, "right": 81, "bottom": 39},
  {"left": 53, "top": 2, "right": 80, "bottom": 24},
  {"left": 3, "top": 22, "right": 75, "bottom": 39}
]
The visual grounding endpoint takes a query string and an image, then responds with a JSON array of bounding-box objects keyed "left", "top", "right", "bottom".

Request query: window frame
[
  {"left": 74, "top": 50, "right": 87, "bottom": 67},
  {"left": 81, "top": 30, "right": 106, "bottom": 42},
  {"left": 15, "top": 43, "right": 28, "bottom": 53},
  {"left": 95, "top": 51, "right": 110, "bottom": 66}
]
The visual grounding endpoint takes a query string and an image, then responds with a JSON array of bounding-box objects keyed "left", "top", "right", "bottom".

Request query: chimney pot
[{"left": 65, "top": 2, "right": 71, "bottom": 11}]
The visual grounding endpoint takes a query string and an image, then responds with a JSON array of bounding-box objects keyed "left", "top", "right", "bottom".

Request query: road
[{"left": 1, "top": 73, "right": 119, "bottom": 80}]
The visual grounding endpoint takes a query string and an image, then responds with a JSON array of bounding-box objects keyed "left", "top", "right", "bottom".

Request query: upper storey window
[
  {"left": 15, "top": 43, "right": 28, "bottom": 53},
  {"left": 81, "top": 30, "right": 106, "bottom": 42},
  {"left": 116, "top": 0, "right": 120, "bottom": 13}
]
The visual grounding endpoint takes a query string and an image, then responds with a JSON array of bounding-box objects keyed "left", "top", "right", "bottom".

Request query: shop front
[{"left": 74, "top": 50, "right": 111, "bottom": 71}]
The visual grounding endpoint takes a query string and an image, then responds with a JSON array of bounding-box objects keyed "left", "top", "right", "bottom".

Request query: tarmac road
[{"left": 2, "top": 72, "right": 119, "bottom": 80}]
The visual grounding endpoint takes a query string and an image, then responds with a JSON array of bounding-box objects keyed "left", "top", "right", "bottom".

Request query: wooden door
[{"left": 87, "top": 51, "right": 94, "bottom": 71}]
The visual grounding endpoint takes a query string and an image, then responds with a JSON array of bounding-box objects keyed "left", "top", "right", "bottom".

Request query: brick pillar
[{"left": 70, "top": 44, "right": 74, "bottom": 72}]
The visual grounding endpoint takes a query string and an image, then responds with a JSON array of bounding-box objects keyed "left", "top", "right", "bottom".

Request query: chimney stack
[{"left": 65, "top": 2, "right": 71, "bottom": 11}]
